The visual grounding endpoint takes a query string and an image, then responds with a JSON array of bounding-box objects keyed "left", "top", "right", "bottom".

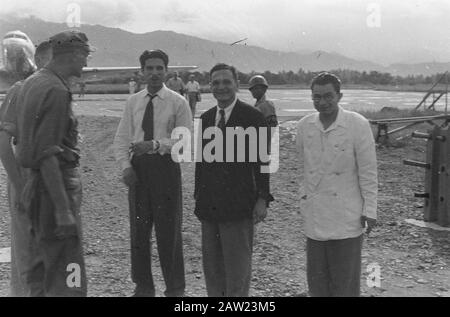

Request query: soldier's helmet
[{"left": 248, "top": 75, "right": 269, "bottom": 90}]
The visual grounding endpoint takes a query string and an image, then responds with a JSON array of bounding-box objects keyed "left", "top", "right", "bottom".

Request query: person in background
[
  {"left": 185, "top": 74, "right": 201, "bottom": 118},
  {"left": 78, "top": 81, "right": 86, "bottom": 97},
  {"left": 166, "top": 71, "right": 185, "bottom": 96},
  {"left": 296, "top": 72, "right": 378, "bottom": 297},
  {"left": 129, "top": 78, "right": 137, "bottom": 94},
  {"left": 0, "top": 40, "right": 52, "bottom": 297},
  {"left": 248, "top": 75, "right": 278, "bottom": 129}
]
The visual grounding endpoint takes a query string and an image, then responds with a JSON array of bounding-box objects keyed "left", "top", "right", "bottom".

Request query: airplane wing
[
  {"left": 82, "top": 65, "right": 198, "bottom": 83},
  {"left": 1, "top": 30, "right": 201, "bottom": 90}
]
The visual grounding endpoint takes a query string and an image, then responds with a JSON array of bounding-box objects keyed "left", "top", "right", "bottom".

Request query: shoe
[
  {"left": 132, "top": 285, "right": 155, "bottom": 297},
  {"left": 164, "top": 289, "right": 185, "bottom": 297}
]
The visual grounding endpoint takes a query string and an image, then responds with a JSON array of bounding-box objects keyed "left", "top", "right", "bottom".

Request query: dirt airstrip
[{"left": 0, "top": 115, "right": 449, "bottom": 297}]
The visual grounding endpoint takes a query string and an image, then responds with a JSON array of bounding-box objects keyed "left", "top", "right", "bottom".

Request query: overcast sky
[{"left": 1, "top": 0, "right": 450, "bottom": 65}]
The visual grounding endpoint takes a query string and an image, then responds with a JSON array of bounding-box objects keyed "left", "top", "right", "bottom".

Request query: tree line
[
  {"left": 180, "top": 69, "right": 446, "bottom": 87},
  {"left": 100, "top": 68, "right": 447, "bottom": 87}
]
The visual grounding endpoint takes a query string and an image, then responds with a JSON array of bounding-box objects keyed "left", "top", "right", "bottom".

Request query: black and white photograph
[{"left": 0, "top": 0, "right": 449, "bottom": 299}]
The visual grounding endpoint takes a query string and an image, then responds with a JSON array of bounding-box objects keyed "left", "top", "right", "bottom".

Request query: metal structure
[
  {"left": 404, "top": 127, "right": 450, "bottom": 227},
  {"left": 415, "top": 72, "right": 449, "bottom": 112},
  {"left": 370, "top": 73, "right": 450, "bottom": 144},
  {"left": 370, "top": 114, "right": 450, "bottom": 143}
]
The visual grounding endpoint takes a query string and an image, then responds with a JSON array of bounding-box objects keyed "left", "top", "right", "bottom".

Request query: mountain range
[{"left": 0, "top": 15, "right": 448, "bottom": 76}]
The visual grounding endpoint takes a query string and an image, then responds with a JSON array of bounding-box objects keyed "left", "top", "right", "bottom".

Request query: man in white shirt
[
  {"left": 296, "top": 72, "right": 378, "bottom": 297},
  {"left": 114, "top": 49, "right": 192, "bottom": 297},
  {"left": 166, "top": 71, "right": 185, "bottom": 96},
  {"left": 185, "top": 74, "right": 201, "bottom": 118}
]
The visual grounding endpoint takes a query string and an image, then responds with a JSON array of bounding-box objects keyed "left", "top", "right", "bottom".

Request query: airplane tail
[{"left": 4, "top": 44, "right": 36, "bottom": 79}]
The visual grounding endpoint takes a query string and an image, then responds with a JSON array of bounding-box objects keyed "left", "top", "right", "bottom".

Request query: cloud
[
  {"left": 77, "top": 0, "right": 135, "bottom": 25},
  {"left": 1, "top": 0, "right": 450, "bottom": 64},
  {"left": 160, "top": 0, "right": 198, "bottom": 24},
  {"left": 0, "top": 0, "right": 135, "bottom": 27}
]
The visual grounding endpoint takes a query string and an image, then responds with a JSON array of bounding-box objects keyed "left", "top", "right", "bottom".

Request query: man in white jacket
[{"left": 296, "top": 72, "right": 378, "bottom": 297}]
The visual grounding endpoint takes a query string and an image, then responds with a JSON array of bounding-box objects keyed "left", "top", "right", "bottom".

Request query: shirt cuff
[
  {"left": 144, "top": 140, "right": 159, "bottom": 155},
  {"left": 36, "top": 146, "right": 64, "bottom": 164},
  {"left": 157, "top": 138, "right": 176, "bottom": 155},
  {"left": 121, "top": 160, "right": 132, "bottom": 171},
  {"left": 0, "top": 122, "right": 17, "bottom": 137},
  {"left": 258, "top": 191, "right": 275, "bottom": 207},
  {"left": 362, "top": 207, "right": 377, "bottom": 220}
]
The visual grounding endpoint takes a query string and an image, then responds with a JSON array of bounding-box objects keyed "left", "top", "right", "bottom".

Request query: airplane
[
  {"left": 0, "top": 30, "right": 198, "bottom": 92},
  {"left": 0, "top": 30, "right": 36, "bottom": 90},
  {"left": 81, "top": 65, "right": 198, "bottom": 84}
]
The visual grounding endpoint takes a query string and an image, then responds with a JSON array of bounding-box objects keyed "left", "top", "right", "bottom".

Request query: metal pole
[{"left": 446, "top": 72, "right": 448, "bottom": 114}]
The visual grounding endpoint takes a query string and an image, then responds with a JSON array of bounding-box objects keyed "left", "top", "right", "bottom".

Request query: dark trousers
[
  {"left": 8, "top": 178, "right": 40, "bottom": 297},
  {"left": 201, "top": 219, "right": 253, "bottom": 297},
  {"left": 129, "top": 154, "right": 185, "bottom": 297},
  {"left": 306, "top": 235, "right": 363, "bottom": 297},
  {"left": 25, "top": 168, "right": 87, "bottom": 297},
  {"left": 187, "top": 92, "right": 197, "bottom": 118}
]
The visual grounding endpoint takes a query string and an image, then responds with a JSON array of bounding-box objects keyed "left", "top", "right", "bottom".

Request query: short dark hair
[
  {"left": 310, "top": 72, "right": 341, "bottom": 93},
  {"left": 209, "top": 63, "right": 238, "bottom": 82},
  {"left": 35, "top": 40, "right": 52, "bottom": 57},
  {"left": 139, "top": 49, "right": 169, "bottom": 70}
]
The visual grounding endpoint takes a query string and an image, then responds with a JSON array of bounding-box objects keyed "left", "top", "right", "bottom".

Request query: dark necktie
[
  {"left": 142, "top": 94, "right": 157, "bottom": 141},
  {"left": 218, "top": 108, "right": 226, "bottom": 131}
]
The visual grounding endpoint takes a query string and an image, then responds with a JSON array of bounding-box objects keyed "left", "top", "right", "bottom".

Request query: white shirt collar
[
  {"left": 145, "top": 84, "right": 169, "bottom": 100},
  {"left": 255, "top": 95, "right": 267, "bottom": 107},
  {"left": 311, "top": 106, "right": 346, "bottom": 132},
  {"left": 216, "top": 96, "right": 238, "bottom": 124}
]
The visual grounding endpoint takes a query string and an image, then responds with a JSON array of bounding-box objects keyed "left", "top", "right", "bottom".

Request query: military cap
[
  {"left": 248, "top": 75, "right": 269, "bottom": 90},
  {"left": 49, "top": 31, "right": 95, "bottom": 55}
]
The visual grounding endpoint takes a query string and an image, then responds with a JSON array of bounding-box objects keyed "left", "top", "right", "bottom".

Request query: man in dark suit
[{"left": 194, "top": 63, "right": 274, "bottom": 297}]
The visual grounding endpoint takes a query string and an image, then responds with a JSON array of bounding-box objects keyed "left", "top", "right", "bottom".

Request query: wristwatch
[{"left": 153, "top": 140, "right": 161, "bottom": 151}]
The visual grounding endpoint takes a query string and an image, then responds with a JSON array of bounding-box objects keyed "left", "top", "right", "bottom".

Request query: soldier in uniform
[
  {"left": 16, "top": 31, "right": 93, "bottom": 296},
  {"left": 0, "top": 40, "right": 52, "bottom": 296},
  {"left": 248, "top": 75, "right": 278, "bottom": 128}
]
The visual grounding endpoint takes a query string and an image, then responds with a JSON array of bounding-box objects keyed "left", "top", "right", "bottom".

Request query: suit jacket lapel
[
  {"left": 204, "top": 107, "right": 217, "bottom": 128},
  {"left": 226, "top": 99, "right": 241, "bottom": 127}
]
